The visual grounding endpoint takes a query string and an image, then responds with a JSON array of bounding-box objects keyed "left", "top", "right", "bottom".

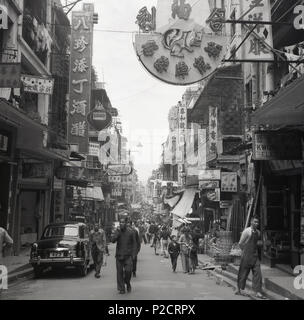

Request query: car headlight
[{"left": 31, "top": 243, "right": 38, "bottom": 257}]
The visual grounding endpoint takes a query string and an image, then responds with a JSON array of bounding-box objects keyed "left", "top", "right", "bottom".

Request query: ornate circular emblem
[{"left": 134, "top": 0, "right": 228, "bottom": 86}]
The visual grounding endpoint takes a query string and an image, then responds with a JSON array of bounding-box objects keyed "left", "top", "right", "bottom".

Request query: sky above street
[{"left": 72, "top": 0, "right": 210, "bottom": 182}]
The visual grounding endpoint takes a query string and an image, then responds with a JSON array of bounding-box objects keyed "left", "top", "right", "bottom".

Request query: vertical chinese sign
[
  {"left": 208, "top": 106, "right": 218, "bottom": 159},
  {"left": 177, "top": 102, "right": 187, "bottom": 164},
  {"left": 242, "top": 0, "right": 274, "bottom": 60},
  {"left": 68, "top": 7, "right": 94, "bottom": 153}
]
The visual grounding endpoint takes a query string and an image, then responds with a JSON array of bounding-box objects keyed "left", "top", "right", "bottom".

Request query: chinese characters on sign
[
  {"left": 208, "top": 106, "right": 218, "bottom": 157},
  {"left": 199, "top": 180, "right": 220, "bottom": 190},
  {"left": 177, "top": 102, "right": 187, "bottom": 164},
  {"left": 134, "top": 0, "right": 228, "bottom": 85},
  {"left": 242, "top": 0, "right": 274, "bottom": 60},
  {"left": 221, "top": 172, "right": 238, "bottom": 192},
  {"left": 68, "top": 7, "right": 94, "bottom": 153},
  {"left": 21, "top": 75, "right": 54, "bottom": 95},
  {"left": 89, "top": 142, "right": 100, "bottom": 157}
]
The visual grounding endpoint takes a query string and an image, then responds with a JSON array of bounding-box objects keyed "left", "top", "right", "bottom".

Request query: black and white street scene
[{"left": 1, "top": 0, "right": 304, "bottom": 302}]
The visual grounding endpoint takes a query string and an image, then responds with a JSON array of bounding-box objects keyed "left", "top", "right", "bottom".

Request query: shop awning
[
  {"left": 164, "top": 194, "right": 181, "bottom": 208},
  {"left": 171, "top": 188, "right": 196, "bottom": 218},
  {"left": 252, "top": 74, "right": 304, "bottom": 127},
  {"left": 74, "top": 186, "right": 104, "bottom": 201},
  {"left": 0, "top": 98, "right": 47, "bottom": 130}
]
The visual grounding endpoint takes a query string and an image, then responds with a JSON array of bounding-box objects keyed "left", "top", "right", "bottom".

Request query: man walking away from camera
[
  {"left": 90, "top": 224, "right": 107, "bottom": 278},
  {"left": 111, "top": 218, "right": 137, "bottom": 294},
  {"left": 236, "top": 216, "right": 266, "bottom": 299}
]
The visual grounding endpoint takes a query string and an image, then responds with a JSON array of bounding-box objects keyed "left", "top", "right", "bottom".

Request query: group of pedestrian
[{"left": 144, "top": 221, "right": 204, "bottom": 275}]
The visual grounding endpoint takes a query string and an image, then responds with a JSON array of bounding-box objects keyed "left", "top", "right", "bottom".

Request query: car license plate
[{"left": 49, "top": 252, "right": 64, "bottom": 258}]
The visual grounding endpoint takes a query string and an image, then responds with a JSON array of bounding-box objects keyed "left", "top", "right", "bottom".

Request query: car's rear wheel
[{"left": 33, "top": 266, "right": 44, "bottom": 278}]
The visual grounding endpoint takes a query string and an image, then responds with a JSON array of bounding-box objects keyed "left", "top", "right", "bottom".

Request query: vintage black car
[{"left": 30, "top": 222, "right": 91, "bottom": 278}]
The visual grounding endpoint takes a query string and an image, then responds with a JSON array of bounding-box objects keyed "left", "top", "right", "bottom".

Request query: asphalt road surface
[{"left": 1, "top": 243, "right": 249, "bottom": 300}]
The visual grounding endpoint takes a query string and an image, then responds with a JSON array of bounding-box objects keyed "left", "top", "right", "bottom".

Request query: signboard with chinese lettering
[
  {"left": 199, "top": 180, "right": 220, "bottom": 190},
  {"left": 134, "top": 0, "right": 228, "bottom": 85},
  {"left": 241, "top": 0, "right": 274, "bottom": 61},
  {"left": 56, "top": 166, "right": 103, "bottom": 183},
  {"left": 206, "top": 188, "right": 220, "bottom": 202},
  {"left": 54, "top": 190, "right": 65, "bottom": 219},
  {"left": 21, "top": 75, "right": 54, "bottom": 95},
  {"left": 253, "top": 132, "right": 302, "bottom": 160},
  {"left": 0, "top": 63, "right": 21, "bottom": 88},
  {"left": 53, "top": 177, "right": 64, "bottom": 190},
  {"left": 199, "top": 169, "right": 221, "bottom": 181},
  {"left": 208, "top": 106, "right": 218, "bottom": 157},
  {"left": 177, "top": 101, "right": 187, "bottom": 164},
  {"left": 68, "top": 5, "right": 94, "bottom": 153},
  {"left": 22, "top": 163, "right": 52, "bottom": 179},
  {"left": 107, "top": 164, "right": 133, "bottom": 176},
  {"left": 221, "top": 172, "right": 238, "bottom": 193},
  {"left": 89, "top": 142, "right": 100, "bottom": 157}
]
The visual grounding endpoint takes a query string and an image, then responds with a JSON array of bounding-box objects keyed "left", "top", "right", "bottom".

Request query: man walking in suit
[{"left": 111, "top": 217, "right": 137, "bottom": 294}]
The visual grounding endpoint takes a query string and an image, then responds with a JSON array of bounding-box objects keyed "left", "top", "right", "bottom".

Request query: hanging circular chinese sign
[{"left": 134, "top": 0, "right": 228, "bottom": 86}]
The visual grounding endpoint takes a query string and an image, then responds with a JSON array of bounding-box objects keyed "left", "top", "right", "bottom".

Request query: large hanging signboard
[
  {"left": 241, "top": 0, "right": 274, "bottom": 61},
  {"left": 134, "top": 0, "right": 228, "bottom": 85},
  {"left": 21, "top": 75, "right": 54, "bottom": 95},
  {"left": 68, "top": 5, "right": 94, "bottom": 153},
  {"left": 253, "top": 132, "right": 302, "bottom": 160}
]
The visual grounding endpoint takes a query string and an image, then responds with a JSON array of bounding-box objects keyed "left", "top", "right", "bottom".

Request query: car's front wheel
[{"left": 33, "top": 266, "right": 44, "bottom": 278}]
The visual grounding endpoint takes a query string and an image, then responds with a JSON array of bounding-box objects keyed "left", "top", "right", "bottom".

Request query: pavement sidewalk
[
  {"left": 197, "top": 253, "right": 304, "bottom": 300},
  {"left": 1, "top": 248, "right": 33, "bottom": 284}
]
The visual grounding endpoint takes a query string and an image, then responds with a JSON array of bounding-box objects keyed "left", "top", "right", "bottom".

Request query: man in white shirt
[
  {"left": 0, "top": 227, "right": 13, "bottom": 261},
  {"left": 236, "top": 216, "right": 266, "bottom": 299}
]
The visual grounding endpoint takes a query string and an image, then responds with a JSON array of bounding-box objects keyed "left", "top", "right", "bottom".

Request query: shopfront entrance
[
  {"left": 0, "top": 162, "right": 10, "bottom": 228},
  {"left": 261, "top": 169, "right": 301, "bottom": 269},
  {"left": 19, "top": 190, "right": 46, "bottom": 246}
]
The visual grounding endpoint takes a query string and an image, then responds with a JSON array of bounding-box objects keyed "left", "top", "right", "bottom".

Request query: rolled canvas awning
[
  {"left": 171, "top": 188, "right": 196, "bottom": 218},
  {"left": 252, "top": 74, "right": 304, "bottom": 127}
]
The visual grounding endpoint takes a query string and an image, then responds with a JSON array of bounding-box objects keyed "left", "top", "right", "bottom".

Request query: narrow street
[{"left": 1, "top": 243, "right": 249, "bottom": 300}]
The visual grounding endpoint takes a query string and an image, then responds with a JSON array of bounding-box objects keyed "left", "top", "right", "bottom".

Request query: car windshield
[{"left": 43, "top": 226, "right": 78, "bottom": 238}]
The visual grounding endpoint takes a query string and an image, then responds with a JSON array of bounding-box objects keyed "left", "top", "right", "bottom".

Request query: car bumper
[{"left": 30, "top": 257, "right": 85, "bottom": 267}]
